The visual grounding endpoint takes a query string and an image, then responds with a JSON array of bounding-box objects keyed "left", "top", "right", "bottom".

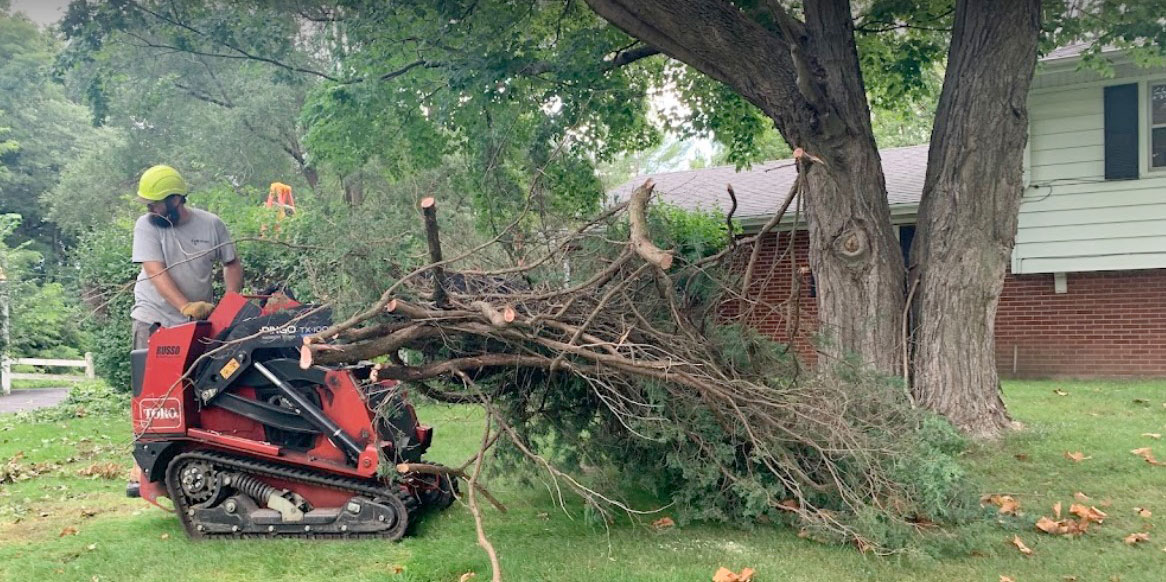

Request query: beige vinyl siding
[{"left": 1015, "top": 68, "right": 1166, "bottom": 274}]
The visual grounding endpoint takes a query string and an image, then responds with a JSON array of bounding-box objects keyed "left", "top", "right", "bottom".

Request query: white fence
[{"left": 0, "top": 353, "right": 95, "bottom": 395}]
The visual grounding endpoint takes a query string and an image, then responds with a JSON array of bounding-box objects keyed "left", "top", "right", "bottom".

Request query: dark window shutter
[
  {"left": 898, "top": 225, "right": 916, "bottom": 267},
  {"left": 1104, "top": 83, "right": 1139, "bottom": 180}
]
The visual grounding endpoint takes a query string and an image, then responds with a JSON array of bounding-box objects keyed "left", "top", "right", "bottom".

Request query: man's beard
[{"left": 148, "top": 201, "right": 182, "bottom": 228}]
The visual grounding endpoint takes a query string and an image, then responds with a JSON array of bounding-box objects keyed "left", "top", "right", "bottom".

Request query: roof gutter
[{"left": 735, "top": 202, "right": 919, "bottom": 234}]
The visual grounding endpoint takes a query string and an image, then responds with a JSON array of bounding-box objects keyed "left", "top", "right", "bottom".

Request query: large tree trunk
[
  {"left": 910, "top": 0, "right": 1041, "bottom": 437},
  {"left": 585, "top": 0, "right": 904, "bottom": 373}
]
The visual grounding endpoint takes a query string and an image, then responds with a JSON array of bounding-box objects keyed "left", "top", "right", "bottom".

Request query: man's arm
[
  {"left": 141, "top": 261, "right": 191, "bottom": 311},
  {"left": 223, "top": 259, "right": 243, "bottom": 294}
]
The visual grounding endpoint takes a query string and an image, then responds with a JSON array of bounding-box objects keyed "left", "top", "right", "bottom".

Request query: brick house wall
[
  {"left": 742, "top": 231, "right": 1166, "bottom": 378},
  {"left": 995, "top": 269, "right": 1166, "bottom": 378},
  {"left": 738, "top": 231, "right": 819, "bottom": 367}
]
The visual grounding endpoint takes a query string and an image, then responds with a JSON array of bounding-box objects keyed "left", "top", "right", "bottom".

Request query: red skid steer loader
[{"left": 128, "top": 292, "right": 456, "bottom": 539}]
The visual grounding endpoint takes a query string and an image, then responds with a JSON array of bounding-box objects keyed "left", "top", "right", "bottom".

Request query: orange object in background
[
  {"left": 266, "top": 182, "right": 296, "bottom": 215},
  {"left": 262, "top": 182, "right": 296, "bottom": 236}
]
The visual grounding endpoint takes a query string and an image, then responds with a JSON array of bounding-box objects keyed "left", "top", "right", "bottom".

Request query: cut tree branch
[{"left": 627, "top": 180, "right": 673, "bottom": 270}]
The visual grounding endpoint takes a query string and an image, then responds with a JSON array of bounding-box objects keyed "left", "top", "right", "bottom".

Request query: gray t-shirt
[{"left": 131, "top": 207, "right": 238, "bottom": 327}]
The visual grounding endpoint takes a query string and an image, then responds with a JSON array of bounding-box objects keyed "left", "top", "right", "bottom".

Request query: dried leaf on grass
[
  {"left": 1130, "top": 447, "right": 1165, "bottom": 466},
  {"left": 389, "top": 565, "right": 404, "bottom": 574},
  {"left": 1123, "top": 532, "right": 1150, "bottom": 546},
  {"left": 1135, "top": 507, "right": 1152, "bottom": 518},
  {"left": 1064, "top": 451, "right": 1091, "bottom": 463},
  {"left": 1035, "top": 516, "right": 1088, "bottom": 537},
  {"left": 1011, "top": 535, "right": 1034, "bottom": 556},
  {"left": 1074, "top": 492, "right": 1091, "bottom": 502},
  {"left": 652, "top": 517, "right": 675, "bottom": 530},
  {"left": 712, "top": 567, "right": 755, "bottom": 582},
  {"left": 1000, "top": 576, "right": 1016, "bottom": 582},
  {"left": 1053, "top": 389, "right": 1069, "bottom": 396},
  {"left": 1069, "top": 504, "right": 1107, "bottom": 523},
  {"left": 458, "top": 573, "right": 476, "bottom": 582},
  {"left": 1053, "top": 502, "right": 1062, "bottom": 520},
  {"left": 982, "top": 494, "right": 1021, "bottom": 515},
  {"left": 58, "top": 526, "right": 78, "bottom": 537},
  {"left": 76, "top": 463, "right": 122, "bottom": 480},
  {"left": 1142, "top": 433, "right": 1162, "bottom": 440}
]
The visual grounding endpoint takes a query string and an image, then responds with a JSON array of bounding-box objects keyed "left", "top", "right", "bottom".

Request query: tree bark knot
[{"left": 832, "top": 227, "right": 869, "bottom": 261}]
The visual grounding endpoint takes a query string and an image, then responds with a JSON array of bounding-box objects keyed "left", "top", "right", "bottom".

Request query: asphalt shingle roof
[{"left": 608, "top": 144, "right": 929, "bottom": 220}]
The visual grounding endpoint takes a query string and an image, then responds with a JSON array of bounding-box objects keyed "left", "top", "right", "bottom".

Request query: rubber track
[{"left": 166, "top": 450, "right": 418, "bottom": 540}]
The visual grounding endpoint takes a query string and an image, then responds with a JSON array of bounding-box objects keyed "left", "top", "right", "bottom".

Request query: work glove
[{"left": 181, "top": 301, "right": 216, "bottom": 320}]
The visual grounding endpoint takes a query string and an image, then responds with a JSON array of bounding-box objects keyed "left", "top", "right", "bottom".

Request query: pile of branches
[{"left": 301, "top": 160, "right": 968, "bottom": 552}]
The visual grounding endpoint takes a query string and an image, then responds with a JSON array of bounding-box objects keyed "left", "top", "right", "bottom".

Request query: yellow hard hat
[{"left": 137, "top": 165, "right": 188, "bottom": 202}]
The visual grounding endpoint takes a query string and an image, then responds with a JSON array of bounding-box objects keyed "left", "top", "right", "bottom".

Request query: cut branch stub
[
  {"left": 627, "top": 179, "right": 674, "bottom": 270},
  {"left": 472, "top": 301, "right": 516, "bottom": 328},
  {"left": 420, "top": 196, "right": 449, "bottom": 308}
]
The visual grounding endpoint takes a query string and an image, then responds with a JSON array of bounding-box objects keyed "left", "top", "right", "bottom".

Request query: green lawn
[{"left": 1, "top": 380, "right": 1164, "bottom": 582}]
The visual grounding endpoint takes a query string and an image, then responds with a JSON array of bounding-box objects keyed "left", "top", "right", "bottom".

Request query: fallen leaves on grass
[
  {"left": 458, "top": 573, "right": 476, "bottom": 582},
  {"left": 1036, "top": 516, "right": 1088, "bottom": 536},
  {"left": 76, "top": 463, "right": 122, "bottom": 480},
  {"left": 1011, "top": 535, "right": 1034, "bottom": 556},
  {"left": 1034, "top": 501, "right": 1106, "bottom": 537},
  {"left": 1074, "top": 492, "right": 1091, "bottom": 502},
  {"left": 1069, "top": 504, "right": 1107, "bottom": 523},
  {"left": 0, "top": 453, "right": 59, "bottom": 484},
  {"left": 1130, "top": 447, "right": 1165, "bottom": 466},
  {"left": 1053, "top": 389, "right": 1069, "bottom": 396},
  {"left": 389, "top": 565, "right": 404, "bottom": 574},
  {"left": 712, "top": 567, "right": 755, "bottom": 582},
  {"left": 652, "top": 517, "right": 675, "bottom": 530},
  {"left": 59, "top": 526, "right": 78, "bottom": 537},
  {"left": 1000, "top": 576, "right": 1016, "bottom": 582},
  {"left": 1142, "top": 433, "right": 1162, "bottom": 440},
  {"left": 1135, "top": 507, "right": 1152, "bottom": 518},
  {"left": 1123, "top": 532, "right": 1150, "bottom": 546},
  {"left": 1064, "top": 451, "right": 1091, "bottom": 463},
  {"left": 982, "top": 494, "right": 1021, "bottom": 515},
  {"left": 159, "top": 534, "right": 169, "bottom": 540}
]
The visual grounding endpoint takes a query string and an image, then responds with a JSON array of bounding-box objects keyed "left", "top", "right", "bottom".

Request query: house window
[{"left": 1152, "top": 83, "right": 1166, "bottom": 169}]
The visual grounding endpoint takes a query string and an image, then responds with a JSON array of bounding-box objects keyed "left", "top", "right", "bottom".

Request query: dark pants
[{"left": 131, "top": 319, "right": 158, "bottom": 351}]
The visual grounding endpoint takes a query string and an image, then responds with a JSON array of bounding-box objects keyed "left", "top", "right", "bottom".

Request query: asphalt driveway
[{"left": 0, "top": 388, "right": 69, "bottom": 413}]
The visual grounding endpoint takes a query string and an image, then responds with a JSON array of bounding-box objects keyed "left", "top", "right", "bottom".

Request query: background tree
[{"left": 0, "top": 6, "right": 93, "bottom": 261}]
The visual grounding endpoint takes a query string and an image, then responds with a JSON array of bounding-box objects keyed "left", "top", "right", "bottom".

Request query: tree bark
[
  {"left": 910, "top": 0, "right": 1041, "bottom": 437},
  {"left": 585, "top": 0, "right": 904, "bottom": 373}
]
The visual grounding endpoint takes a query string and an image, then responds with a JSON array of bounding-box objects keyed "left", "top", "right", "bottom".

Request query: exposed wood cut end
[
  {"left": 420, "top": 196, "right": 436, "bottom": 209},
  {"left": 299, "top": 344, "right": 313, "bottom": 369},
  {"left": 472, "top": 301, "right": 514, "bottom": 328}
]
